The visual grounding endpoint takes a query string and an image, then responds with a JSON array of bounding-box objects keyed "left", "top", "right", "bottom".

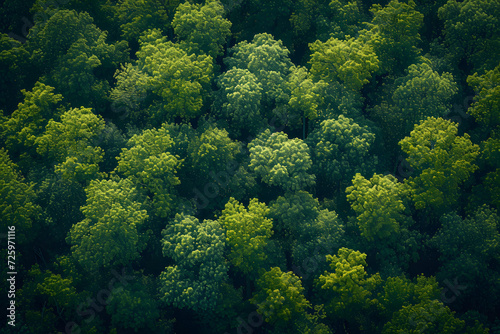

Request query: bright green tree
[
  {"left": 35, "top": 107, "right": 106, "bottom": 183},
  {"left": 250, "top": 267, "right": 311, "bottom": 329},
  {"left": 309, "top": 36, "right": 379, "bottom": 91},
  {"left": 134, "top": 29, "right": 213, "bottom": 122},
  {"left": 66, "top": 178, "right": 148, "bottom": 272},
  {"left": 160, "top": 213, "right": 227, "bottom": 311},
  {"left": 306, "top": 115, "right": 377, "bottom": 192},
  {"left": 172, "top": 0, "right": 231, "bottom": 58},
  {"left": 248, "top": 129, "right": 315, "bottom": 192},
  {"left": 115, "top": 125, "right": 182, "bottom": 217},
  {"left": 365, "top": 0, "right": 424, "bottom": 74},
  {"left": 316, "top": 248, "right": 382, "bottom": 322},
  {"left": 346, "top": 173, "right": 410, "bottom": 242},
  {"left": 399, "top": 117, "right": 480, "bottom": 212},
  {"left": 218, "top": 197, "right": 273, "bottom": 275},
  {"left": 438, "top": 0, "right": 500, "bottom": 73},
  {"left": 0, "top": 33, "right": 29, "bottom": 112},
  {"left": 1, "top": 82, "right": 64, "bottom": 165}
]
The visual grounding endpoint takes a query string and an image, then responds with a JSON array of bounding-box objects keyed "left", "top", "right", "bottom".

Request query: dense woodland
[{"left": 0, "top": 0, "right": 499, "bottom": 333}]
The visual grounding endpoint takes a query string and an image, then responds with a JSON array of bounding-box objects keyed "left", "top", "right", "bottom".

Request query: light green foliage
[
  {"left": 1, "top": 82, "right": 64, "bottom": 160},
  {"left": 214, "top": 68, "right": 265, "bottom": 136},
  {"left": 115, "top": 125, "right": 182, "bottom": 217},
  {"left": 248, "top": 129, "right": 315, "bottom": 192},
  {"left": 365, "top": 0, "right": 424, "bottom": 74},
  {"left": 467, "top": 63, "right": 500, "bottom": 128},
  {"left": 160, "top": 213, "right": 227, "bottom": 311},
  {"left": 250, "top": 267, "right": 311, "bottom": 327},
  {"left": 172, "top": 0, "right": 231, "bottom": 58},
  {"left": 392, "top": 62, "right": 458, "bottom": 134},
  {"left": 316, "top": 248, "right": 382, "bottom": 320},
  {"left": 66, "top": 178, "right": 148, "bottom": 272},
  {"left": 438, "top": 0, "right": 500, "bottom": 73},
  {"left": 306, "top": 115, "right": 377, "bottom": 191},
  {"left": 0, "top": 149, "right": 40, "bottom": 244},
  {"left": 112, "top": 0, "right": 178, "bottom": 43},
  {"left": 382, "top": 299, "right": 465, "bottom": 334},
  {"left": 35, "top": 107, "right": 106, "bottom": 182},
  {"left": 218, "top": 197, "right": 273, "bottom": 275},
  {"left": 399, "top": 117, "right": 480, "bottom": 211},
  {"left": 429, "top": 207, "right": 500, "bottom": 305},
  {"left": 135, "top": 29, "right": 213, "bottom": 122},
  {"left": 346, "top": 173, "right": 409, "bottom": 242},
  {"left": 225, "top": 33, "right": 293, "bottom": 105},
  {"left": 309, "top": 36, "right": 379, "bottom": 91},
  {"left": 106, "top": 278, "right": 160, "bottom": 331}
]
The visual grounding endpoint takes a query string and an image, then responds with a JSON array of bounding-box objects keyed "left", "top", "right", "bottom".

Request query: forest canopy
[{"left": 0, "top": 0, "right": 499, "bottom": 333}]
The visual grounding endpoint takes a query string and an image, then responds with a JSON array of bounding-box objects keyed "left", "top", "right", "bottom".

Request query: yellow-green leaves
[
  {"left": 399, "top": 117, "right": 480, "bottom": 211},
  {"left": 219, "top": 198, "right": 273, "bottom": 275},
  {"left": 115, "top": 125, "right": 182, "bottom": 217},
  {"left": 346, "top": 173, "right": 409, "bottom": 242},
  {"left": 467, "top": 63, "right": 500, "bottom": 128},
  {"left": 250, "top": 267, "right": 311, "bottom": 327},
  {"left": 309, "top": 36, "right": 379, "bottom": 91},
  {"left": 316, "top": 248, "right": 382, "bottom": 320}
]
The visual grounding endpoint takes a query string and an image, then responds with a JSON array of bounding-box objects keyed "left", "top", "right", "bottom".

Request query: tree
[
  {"left": 248, "top": 129, "right": 315, "bottom": 192},
  {"left": 218, "top": 197, "right": 273, "bottom": 275},
  {"left": 429, "top": 206, "right": 500, "bottom": 314},
  {"left": 438, "top": 0, "right": 500, "bottom": 73},
  {"left": 225, "top": 33, "right": 293, "bottom": 107},
  {"left": 309, "top": 35, "right": 379, "bottom": 92},
  {"left": 213, "top": 68, "right": 265, "bottom": 137},
  {"left": 160, "top": 213, "right": 227, "bottom": 311},
  {"left": 399, "top": 117, "right": 480, "bottom": 212},
  {"left": 392, "top": 62, "right": 458, "bottom": 134},
  {"left": 172, "top": 0, "right": 232, "bottom": 59},
  {"left": 250, "top": 267, "right": 311, "bottom": 329},
  {"left": 111, "top": 0, "right": 178, "bottom": 43},
  {"left": 382, "top": 299, "right": 466, "bottom": 334},
  {"left": 115, "top": 125, "right": 182, "bottom": 218},
  {"left": 346, "top": 173, "right": 410, "bottom": 242},
  {"left": 134, "top": 29, "right": 213, "bottom": 122},
  {"left": 1, "top": 82, "right": 64, "bottom": 167},
  {"left": 106, "top": 278, "right": 160, "bottom": 332},
  {"left": 316, "top": 248, "right": 382, "bottom": 323},
  {"left": 66, "top": 178, "right": 148, "bottom": 272},
  {"left": 467, "top": 63, "right": 500, "bottom": 129},
  {"left": 26, "top": 10, "right": 128, "bottom": 111},
  {"left": 0, "top": 148, "right": 40, "bottom": 244},
  {"left": 306, "top": 115, "right": 377, "bottom": 193},
  {"left": 35, "top": 107, "right": 106, "bottom": 183},
  {"left": 364, "top": 0, "right": 424, "bottom": 74}
]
